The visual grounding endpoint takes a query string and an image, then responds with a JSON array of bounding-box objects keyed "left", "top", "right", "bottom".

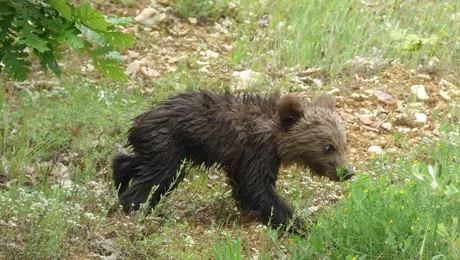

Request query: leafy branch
[{"left": 0, "top": 0, "right": 136, "bottom": 81}]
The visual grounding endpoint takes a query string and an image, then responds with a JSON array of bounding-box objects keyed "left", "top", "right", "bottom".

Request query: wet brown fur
[{"left": 112, "top": 90, "right": 353, "bottom": 233}]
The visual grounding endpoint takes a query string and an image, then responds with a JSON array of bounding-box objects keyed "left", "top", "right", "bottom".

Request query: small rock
[
  {"left": 141, "top": 87, "right": 155, "bottom": 95},
  {"left": 308, "top": 205, "right": 319, "bottom": 213},
  {"left": 126, "top": 85, "right": 137, "bottom": 93},
  {"left": 415, "top": 113, "right": 427, "bottom": 123},
  {"left": 327, "top": 88, "right": 340, "bottom": 95},
  {"left": 141, "top": 66, "right": 161, "bottom": 78},
  {"left": 125, "top": 60, "right": 144, "bottom": 78},
  {"left": 232, "top": 70, "right": 263, "bottom": 89},
  {"left": 449, "top": 89, "right": 460, "bottom": 97},
  {"left": 203, "top": 50, "right": 219, "bottom": 59},
  {"left": 415, "top": 74, "right": 431, "bottom": 80},
  {"left": 222, "top": 44, "right": 233, "bottom": 52},
  {"left": 338, "top": 111, "right": 354, "bottom": 122},
  {"left": 312, "top": 78, "right": 323, "bottom": 88},
  {"left": 350, "top": 93, "right": 369, "bottom": 102},
  {"left": 351, "top": 93, "right": 363, "bottom": 101},
  {"left": 410, "top": 85, "right": 429, "bottom": 100},
  {"left": 127, "top": 50, "right": 140, "bottom": 58},
  {"left": 439, "top": 90, "right": 451, "bottom": 101},
  {"left": 135, "top": 8, "right": 166, "bottom": 26},
  {"left": 425, "top": 56, "right": 440, "bottom": 73},
  {"left": 439, "top": 79, "right": 456, "bottom": 89},
  {"left": 135, "top": 8, "right": 157, "bottom": 25},
  {"left": 368, "top": 146, "right": 383, "bottom": 154},
  {"left": 359, "top": 114, "right": 373, "bottom": 125},
  {"left": 188, "top": 17, "right": 197, "bottom": 24},
  {"left": 372, "top": 90, "right": 392, "bottom": 101},
  {"left": 398, "top": 127, "right": 411, "bottom": 133},
  {"left": 381, "top": 122, "right": 392, "bottom": 130}
]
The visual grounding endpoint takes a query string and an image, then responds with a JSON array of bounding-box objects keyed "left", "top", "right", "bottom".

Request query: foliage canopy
[{"left": 0, "top": 0, "right": 136, "bottom": 81}]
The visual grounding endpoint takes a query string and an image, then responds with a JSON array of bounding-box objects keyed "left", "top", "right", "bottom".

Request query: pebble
[
  {"left": 350, "top": 93, "right": 368, "bottom": 102},
  {"left": 359, "top": 114, "right": 373, "bottom": 125},
  {"left": 439, "top": 79, "right": 456, "bottom": 89},
  {"left": 439, "top": 90, "right": 451, "bottom": 101},
  {"left": 410, "top": 85, "right": 429, "bottom": 100},
  {"left": 381, "top": 122, "right": 392, "bottom": 130},
  {"left": 141, "top": 67, "right": 161, "bottom": 78},
  {"left": 368, "top": 146, "right": 383, "bottom": 154},
  {"left": 203, "top": 50, "right": 219, "bottom": 59},
  {"left": 188, "top": 17, "right": 197, "bottom": 24},
  {"left": 415, "top": 74, "right": 431, "bottom": 80},
  {"left": 135, "top": 8, "right": 166, "bottom": 26},
  {"left": 327, "top": 88, "right": 340, "bottom": 95},
  {"left": 372, "top": 90, "right": 392, "bottom": 101},
  {"left": 232, "top": 70, "right": 263, "bottom": 89},
  {"left": 415, "top": 113, "right": 427, "bottom": 123}
]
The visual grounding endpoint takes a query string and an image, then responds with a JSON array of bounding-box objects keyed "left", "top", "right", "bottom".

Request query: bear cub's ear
[
  {"left": 277, "top": 94, "right": 304, "bottom": 124},
  {"left": 313, "top": 93, "right": 336, "bottom": 112}
]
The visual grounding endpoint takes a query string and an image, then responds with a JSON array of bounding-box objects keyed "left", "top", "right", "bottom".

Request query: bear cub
[{"left": 112, "top": 90, "right": 354, "bottom": 232}]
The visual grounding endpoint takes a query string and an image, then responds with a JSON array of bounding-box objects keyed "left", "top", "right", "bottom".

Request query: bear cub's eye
[{"left": 324, "top": 144, "right": 335, "bottom": 153}]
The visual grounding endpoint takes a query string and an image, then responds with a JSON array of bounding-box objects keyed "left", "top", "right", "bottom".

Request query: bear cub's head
[{"left": 276, "top": 93, "right": 354, "bottom": 181}]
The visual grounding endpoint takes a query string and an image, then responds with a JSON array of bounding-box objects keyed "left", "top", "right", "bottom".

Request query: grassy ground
[{"left": 1, "top": 0, "right": 460, "bottom": 259}]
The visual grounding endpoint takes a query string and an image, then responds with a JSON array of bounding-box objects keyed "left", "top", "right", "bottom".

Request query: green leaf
[
  {"left": 103, "top": 31, "right": 136, "bottom": 51},
  {"left": 92, "top": 56, "right": 127, "bottom": 81},
  {"left": 36, "top": 49, "right": 62, "bottom": 78},
  {"left": 0, "top": 13, "right": 14, "bottom": 39},
  {"left": 18, "top": 29, "right": 50, "bottom": 53},
  {"left": 47, "top": 0, "right": 72, "bottom": 20},
  {"left": 105, "top": 15, "right": 133, "bottom": 26},
  {"left": 0, "top": 5, "right": 14, "bottom": 16},
  {"left": 78, "top": 25, "right": 106, "bottom": 46},
  {"left": 107, "top": 51, "right": 124, "bottom": 62},
  {"left": 76, "top": 1, "right": 109, "bottom": 31},
  {"left": 57, "top": 27, "right": 85, "bottom": 49},
  {"left": 1, "top": 44, "right": 31, "bottom": 81}
]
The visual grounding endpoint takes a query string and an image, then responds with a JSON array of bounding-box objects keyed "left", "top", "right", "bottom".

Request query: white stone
[
  {"left": 135, "top": 8, "right": 166, "bottom": 26},
  {"left": 232, "top": 70, "right": 263, "bottom": 89},
  {"left": 125, "top": 60, "right": 143, "bottom": 78},
  {"left": 141, "top": 66, "right": 161, "bottom": 78},
  {"left": 439, "top": 90, "right": 451, "bottom": 101},
  {"left": 327, "top": 88, "right": 340, "bottom": 95},
  {"left": 204, "top": 50, "right": 219, "bottom": 59},
  {"left": 410, "top": 85, "right": 429, "bottom": 100},
  {"left": 415, "top": 113, "right": 427, "bottom": 123},
  {"left": 381, "top": 122, "right": 392, "bottom": 130},
  {"left": 188, "top": 17, "right": 197, "bottom": 24},
  {"left": 368, "top": 146, "right": 383, "bottom": 154},
  {"left": 127, "top": 50, "right": 140, "bottom": 58}
]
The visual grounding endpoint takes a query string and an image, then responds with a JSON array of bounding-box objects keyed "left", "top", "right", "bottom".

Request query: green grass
[
  {"left": 174, "top": 0, "right": 232, "bottom": 22},
  {"left": 286, "top": 127, "right": 460, "bottom": 259},
  {"left": 232, "top": 0, "right": 460, "bottom": 77}
]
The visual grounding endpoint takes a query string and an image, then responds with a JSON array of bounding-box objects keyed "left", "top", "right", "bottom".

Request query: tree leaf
[
  {"left": 36, "top": 49, "right": 62, "bottom": 78},
  {"left": 0, "top": 13, "right": 14, "bottom": 39},
  {"left": 57, "top": 27, "right": 85, "bottom": 49},
  {"left": 105, "top": 15, "right": 133, "bottom": 26},
  {"left": 48, "top": 0, "right": 72, "bottom": 20},
  {"left": 0, "top": 44, "right": 31, "bottom": 81},
  {"left": 18, "top": 29, "right": 50, "bottom": 53},
  {"left": 103, "top": 31, "right": 136, "bottom": 51},
  {"left": 76, "top": 1, "right": 109, "bottom": 31}
]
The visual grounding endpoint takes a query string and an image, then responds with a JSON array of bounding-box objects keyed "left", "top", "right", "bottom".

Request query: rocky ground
[{"left": 96, "top": 0, "right": 460, "bottom": 211}]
